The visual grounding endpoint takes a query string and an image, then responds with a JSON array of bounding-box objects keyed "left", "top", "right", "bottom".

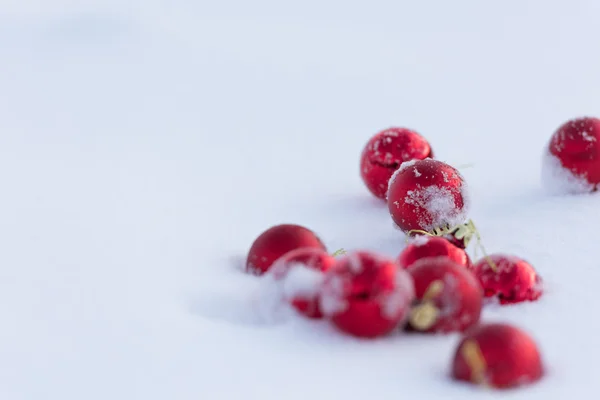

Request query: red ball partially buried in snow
[
  {"left": 387, "top": 159, "right": 469, "bottom": 233},
  {"left": 471, "top": 254, "right": 543, "bottom": 305},
  {"left": 451, "top": 323, "right": 544, "bottom": 389},
  {"left": 398, "top": 235, "right": 472, "bottom": 270},
  {"left": 320, "top": 251, "right": 415, "bottom": 338},
  {"left": 360, "top": 127, "right": 433, "bottom": 200},
  {"left": 543, "top": 116, "right": 600, "bottom": 193},
  {"left": 269, "top": 248, "right": 336, "bottom": 319},
  {"left": 246, "top": 224, "right": 326, "bottom": 275},
  {"left": 407, "top": 257, "right": 482, "bottom": 333}
]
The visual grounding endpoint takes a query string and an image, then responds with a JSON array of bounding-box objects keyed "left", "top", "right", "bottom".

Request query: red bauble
[
  {"left": 471, "top": 254, "right": 543, "bottom": 304},
  {"left": 398, "top": 235, "right": 471, "bottom": 270},
  {"left": 269, "top": 248, "right": 336, "bottom": 318},
  {"left": 387, "top": 159, "right": 469, "bottom": 233},
  {"left": 320, "top": 251, "right": 415, "bottom": 338},
  {"left": 451, "top": 323, "right": 544, "bottom": 389},
  {"left": 544, "top": 116, "right": 600, "bottom": 192},
  {"left": 360, "top": 127, "right": 433, "bottom": 200},
  {"left": 246, "top": 224, "right": 326, "bottom": 275},
  {"left": 407, "top": 257, "right": 482, "bottom": 333}
]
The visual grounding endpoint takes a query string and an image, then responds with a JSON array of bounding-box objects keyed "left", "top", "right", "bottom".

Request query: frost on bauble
[
  {"left": 541, "top": 148, "right": 594, "bottom": 195},
  {"left": 253, "top": 262, "right": 325, "bottom": 323},
  {"left": 404, "top": 184, "right": 469, "bottom": 232}
]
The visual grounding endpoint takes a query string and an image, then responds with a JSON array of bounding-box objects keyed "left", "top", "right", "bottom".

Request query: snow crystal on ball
[
  {"left": 404, "top": 185, "right": 467, "bottom": 231},
  {"left": 409, "top": 234, "right": 431, "bottom": 247},
  {"left": 541, "top": 148, "right": 594, "bottom": 194},
  {"left": 319, "top": 275, "right": 348, "bottom": 316},
  {"left": 252, "top": 263, "right": 324, "bottom": 323},
  {"left": 381, "top": 269, "right": 415, "bottom": 320},
  {"left": 281, "top": 263, "right": 325, "bottom": 299}
]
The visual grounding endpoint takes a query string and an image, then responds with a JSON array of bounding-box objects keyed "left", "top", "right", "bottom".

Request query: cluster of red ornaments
[{"left": 242, "top": 117, "right": 600, "bottom": 391}]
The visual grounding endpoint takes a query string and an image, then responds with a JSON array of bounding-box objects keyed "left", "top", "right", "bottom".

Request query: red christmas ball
[
  {"left": 451, "top": 323, "right": 544, "bottom": 389},
  {"left": 543, "top": 116, "right": 600, "bottom": 193},
  {"left": 407, "top": 257, "right": 482, "bottom": 333},
  {"left": 246, "top": 224, "right": 326, "bottom": 275},
  {"left": 387, "top": 159, "right": 469, "bottom": 233},
  {"left": 471, "top": 254, "right": 543, "bottom": 304},
  {"left": 398, "top": 235, "right": 471, "bottom": 270},
  {"left": 269, "top": 248, "right": 336, "bottom": 318},
  {"left": 360, "top": 127, "right": 433, "bottom": 200},
  {"left": 320, "top": 251, "right": 415, "bottom": 338}
]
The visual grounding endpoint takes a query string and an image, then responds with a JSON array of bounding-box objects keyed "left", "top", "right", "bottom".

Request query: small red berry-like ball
[
  {"left": 451, "top": 323, "right": 544, "bottom": 389},
  {"left": 542, "top": 116, "right": 600, "bottom": 193},
  {"left": 319, "top": 251, "right": 415, "bottom": 338},
  {"left": 407, "top": 257, "right": 482, "bottom": 333},
  {"left": 268, "top": 248, "right": 336, "bottom": 319},
  {"left": 471, "top": 254, "right": 543, "bottom": 304},
  {"left": 246, "top": 224, "right": 326, "bottom": 275},
  {"left": 387, "top": 159, "right": 469, "bottom": 233},
  {"left": 398, "top": 235, "right": 471, "bottom": 270},
  {"left": 360, "top": 127, "right": 433, "bottom": 200}
]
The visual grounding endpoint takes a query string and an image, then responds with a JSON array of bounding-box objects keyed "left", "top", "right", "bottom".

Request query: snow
[
  {"left": 382, "top": 268, "right": 415, "bottom": 320},
  {"left": 405, "top": 185, "right": 468, "bottom": 230},
  {"left": 541, "top": 148, "right": 594, "bottom": 194},
  {"left": 410, "top": 234, "right": 432, "bottom": 247},
  {"left": 3, "top": 1, "right": 600, "bottom": 399},
  {"left": 280, "top": 263, "right": 325, "bottom": 299}
]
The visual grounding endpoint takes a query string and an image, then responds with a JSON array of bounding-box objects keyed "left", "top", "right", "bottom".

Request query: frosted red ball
[
  {"left": 387, "top": 159, "right": 468, "bottom": 233},
  {"left": 246, "top": 224, "right": 326, "bottom": 275},
  {"left": 360, "top": 127, "right": 433, "bottom": 199},
  {"left": 471, "top": 254, "right": 543, "bottom": 304},
  {"left": 547, "top": 116, "right": 600, "bottom": 191},
  {"left": 451, "top": 323, "right": 544, "bottom": 389},
  {"left": 398, "top": 235, "right": 471, "bottom": 270},
  {"left": 320, "top": 251, "right": 415, "bottom": 338}
]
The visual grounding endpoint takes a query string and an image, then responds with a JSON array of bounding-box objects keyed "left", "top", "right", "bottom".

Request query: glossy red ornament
[
  {"left": 471, "top": 254, "right": 543, "bottom": 304},
  {"left": 407, "top": 257, "right": 482, "bottom": 333},
  {"left": 398, "top": 235, "right": 471, "bottom": 270},
  {"left": 544, "top": 116, "right": 600, "bottom": 192},
  {"left": 246, "top": 224, "right": 326, "bottom": 275},
  {"left": 387, "top": 159, "right": 469, "bottom": 233},
  {"left": 451, "top": 323, "right": 544, "bottom": 389},
  {"left": 269, "top": 248, "right": 336, "bottom": 318},
  {"left": 319, "top": 251, "right": 415, "bottom": 338},
  {"left": 360, "top": 127, "right": 433, "bottom": 200}
]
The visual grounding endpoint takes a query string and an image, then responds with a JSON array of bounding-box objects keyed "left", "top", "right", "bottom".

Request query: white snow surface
[
  {"left": 3, "top": 1, "right": 600, "bottom": 399},
  {"left": 541, "top": 148, "right": 595, "bottom": 194}
]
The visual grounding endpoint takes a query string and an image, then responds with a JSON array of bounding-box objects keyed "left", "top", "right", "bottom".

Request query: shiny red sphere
[
  {"left": 451, "top": 323, "right": 544, "bottom": 389},
  {"left": 548, "top": 117, "right": 600, "bottom": 190},
  {"left": 360, "top": 127, "right": 433, "bottom": 200},
  {"left": 398, "top": 235, "right": 471, "bottom": 270},
  {"left": 387, "top": 159, "right": 468, "bottom": 233},
  {"left": 407, "top": 257, "right": 482, "bottom": 333},
  {"left": 269, "top": 248, "right": 336, "bottom": 318},
  {"left": 246, "top": 224, "right": 326, "bottom": 275},
  {"left": 471, "top": 254, "right": 543, "bottom": 304},
  {"left": 320, "top": 251, "right": 415, "bottom": 338}
]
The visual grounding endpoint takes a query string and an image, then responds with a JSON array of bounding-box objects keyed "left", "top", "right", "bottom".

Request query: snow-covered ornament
[
  {"left": 387, "top": 158, "right": 481, "bottom": 250},
  {"left": 542, "top": 116, "right": 600, "bottom": 194},
  {"left": 451, "top": 323, "right": 544, "bottom": 389},
  {"left": 268, "top": 248, "right": 336, "bottom": 318},
  {"left": 470, "top": 254, "right": 543, "bottom": 304},
  {"left": 320, "top": 251, "right": 415, "bottom": 338},
  {"left": 406, "top": 257, "right": 482, "bottom": 333},
  {"left": 246, "top": 224, "right": 326, "bottom": 275},
  {"left": 360, "top": 127, "right": 433, "bottom": 200},
  {"left": 398, "top": 235, "right": 472, "bottom": 270}
]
